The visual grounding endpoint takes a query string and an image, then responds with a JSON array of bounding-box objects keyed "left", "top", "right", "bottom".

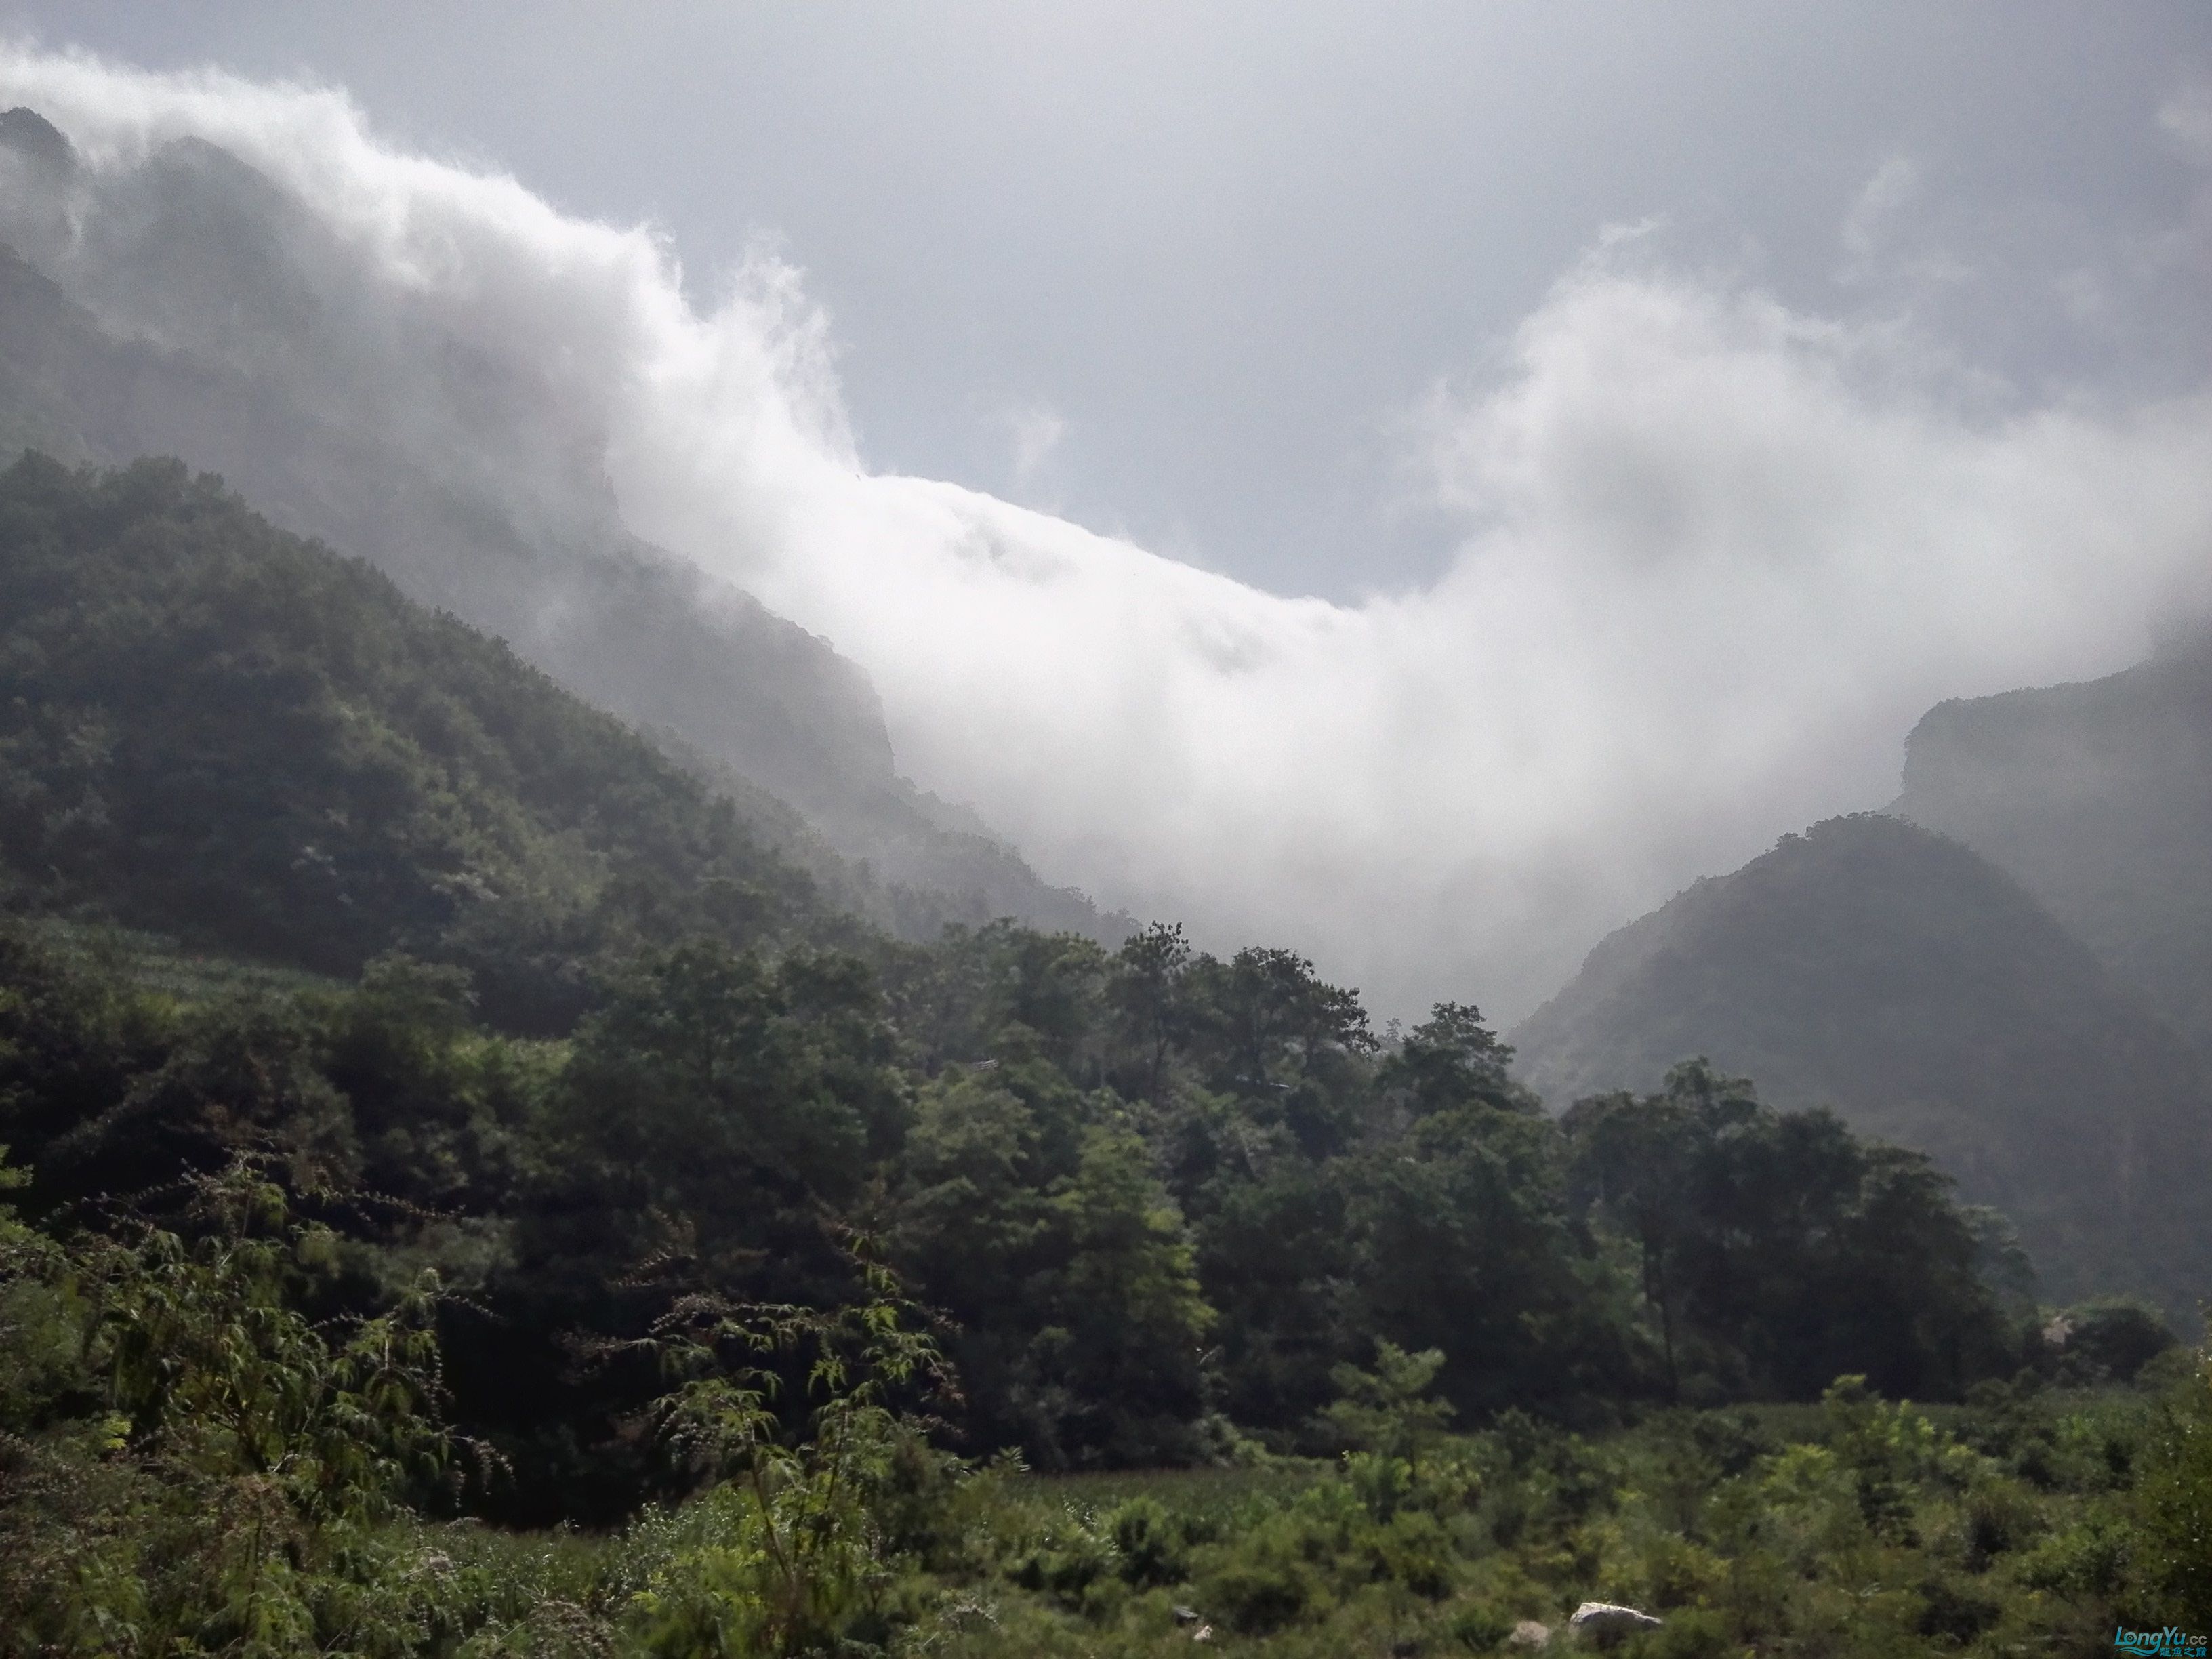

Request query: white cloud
[
  {"left": 1006, "top": 403, "right": 1067, "bottom": 486},
  {"left": 2162, "top": 75, "right": 2212, "bottom": 169},
  {"left": 5, "top": 46, "right": 2211, "bottom": 1020},
  {"left": 1841, "top": 154, "right": 1921, "bottom": 266},
  {"left": 1836, "top": 152, "right": 1980, "bottom": 301}
]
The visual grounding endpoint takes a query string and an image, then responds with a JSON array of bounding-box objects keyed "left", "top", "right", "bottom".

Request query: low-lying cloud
[{"left": 6, "top": 46, "right": 2211, "bottom": 1020}]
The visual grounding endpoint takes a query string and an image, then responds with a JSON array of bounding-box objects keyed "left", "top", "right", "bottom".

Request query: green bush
[
  {"left": 2133, "top": 1350, "right": 2212, "bottom": 1626},
  {"left": 1105, "top": 1496, "right": 1188, "bottom": 1588}
]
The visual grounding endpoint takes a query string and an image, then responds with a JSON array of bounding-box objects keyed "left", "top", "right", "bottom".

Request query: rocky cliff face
[
  {"left": 0, "top": 108, "right": 1124, "bottom": 943},
  {"left": 1893, "top": 636, "right": 2212, "bottom": 1070},
  {"left": 1511, "top": 813, "right": 2211, "bottom": 1313}
]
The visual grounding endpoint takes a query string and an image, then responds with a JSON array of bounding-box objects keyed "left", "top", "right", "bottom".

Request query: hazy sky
[
  {"left": 2, "top": 11, "right": 2209, "bottom": 1021},
  {"left": 7, "top": 1, "right": 2208, "bottom": 598}
]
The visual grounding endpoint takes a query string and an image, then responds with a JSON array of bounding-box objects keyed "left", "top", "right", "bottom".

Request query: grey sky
[{"left": 7, "top": 1, "right": 2206, "bottom": 600}]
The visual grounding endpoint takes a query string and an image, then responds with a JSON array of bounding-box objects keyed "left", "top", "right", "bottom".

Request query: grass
[
  {"left": 1019, "top": 1459, "right": 1331, "bottom": 1526},
  {"left": 18, "top": 914, "right": 341, "bottom": 1001}
]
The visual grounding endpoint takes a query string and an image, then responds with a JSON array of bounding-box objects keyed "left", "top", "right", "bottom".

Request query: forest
[{"left": 1, "top": 455, "right": 2207, "bottom": 1655}]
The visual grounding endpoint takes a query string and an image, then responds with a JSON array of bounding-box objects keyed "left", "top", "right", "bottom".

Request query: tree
[
  {"left": 1318, "top": 1340, "right": 1456, "bottom": 1473},
  {"left": 1346, "top": 1087, "right": 1610, "bottom": 1418},
  {"left": 1378, "top": 1000, "right": 1523, "bottom": 1119},
  {"left": 1561, "top": 1065, "right": 1744, "bottom": 1399},
  {"left": 1109, "top": 922, "right": 1193, "bottom": 1109},
  {"left": 634, "top": 1258, "right": 956, "bottom": 1658},
  {"left": 1042, "top": 1126, "right": 1217, "bottom": 1465},
  {"left": 1563, "top": 1061, "right": 2011, "bottom": 1403},
  {"left": 537, "top": 939, "right": 903, "bottom": 1285}
]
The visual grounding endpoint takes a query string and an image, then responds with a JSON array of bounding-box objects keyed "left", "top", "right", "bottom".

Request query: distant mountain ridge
[
  {"left": 1894, "top": 633, "right": 2212, "bottom": 1070},
  {"left": 0, "top": 105, "right": 1127, "bottom": 947},
  {"left": 1511, "top": 813, "right": 2212, "bottom": 1313}
]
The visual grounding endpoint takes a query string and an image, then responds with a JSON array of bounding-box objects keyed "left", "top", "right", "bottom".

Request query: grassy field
[
  {"left": 18, "top": 914, "right": 343, "bottom": 1001},
  {"left": 1018, "top": 1459, "right": 1332, "bottom": 1524}
]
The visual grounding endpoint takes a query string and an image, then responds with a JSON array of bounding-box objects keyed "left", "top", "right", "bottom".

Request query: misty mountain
[
  {"left": 1510, "top": 812, "right": 2211, "bottom": 1313},
  {"left": 0, "top": 451, "right": 905, "bottom": 1027},
  {"left": 0, "top": 105, "right": 1124, "bottom": 946},
  {"left": 1894, "top": 634, "right": 2212, "bottom": 1071}
]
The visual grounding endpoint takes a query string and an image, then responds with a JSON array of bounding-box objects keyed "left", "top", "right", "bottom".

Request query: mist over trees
[
  {"left": 7, "top": 71, "right": 2209, "bottom": 1029},
  {"left": 1514, "top": 813, "right": 2212, "bottom": 1316},
  {"left": 0, "top": 109, "right": 1128, "bottom": 954},
  {"left": 0, "top": 455, "right": 2202, "bottom": 1651},
  {"left": 0, "top": 457, "right": 2099, "bottom": 1431},
  {"left": 0, "top": 10, "right": 2202, "bottom": 1642}
]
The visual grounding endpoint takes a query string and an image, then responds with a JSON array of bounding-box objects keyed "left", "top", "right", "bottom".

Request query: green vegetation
[
  {"left": 1514, "top": 812, "right": 2212, "bottom": 1314},
  {"left": 1, "top": 457, "right": 2205, "bottom": 1654},
  {"left": 3, "top": 1168, "right": 2204, "bottom": 1656},
  {"left": 0, "top": 451, "right": 872, "bottom": 1031}
]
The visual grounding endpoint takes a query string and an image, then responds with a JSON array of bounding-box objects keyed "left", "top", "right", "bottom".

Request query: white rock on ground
[{"left": 1569, "top": 1602, "right": 1663, "bottom": 1638}]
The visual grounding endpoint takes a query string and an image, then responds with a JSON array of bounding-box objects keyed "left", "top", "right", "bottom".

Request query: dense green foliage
[
  {"left": 0, "top": 1156, "right": 459, "bottom": 1654},
  {"left": 1, "top": 455, "right": 2202, "bottom": 1654},
  {"left": 0, "top": 453, "right": 870, "bottom": 1030},
  {"left": 2, "top": 914, "right": 2068, "bottom": 1514},
  {"left": 1514, "top": 812, "right": 2212, "bottom": 1313},
  {"left": 3, "top": 1167, "right": 2205, "bottom": 1656},
  {"left": 1563, "top": 1062, "right": 2018, "bottom": 1404}
]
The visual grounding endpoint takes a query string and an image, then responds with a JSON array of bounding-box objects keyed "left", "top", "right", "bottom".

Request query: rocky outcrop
[{"left": 1894, "top": 635, "right": 2212, "bottom": 1069}]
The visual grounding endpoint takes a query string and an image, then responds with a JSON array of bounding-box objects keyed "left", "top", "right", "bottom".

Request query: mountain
[
  {"left": 1511, "top": 813, "right": 2211, "bottom": 1312},
  {"left": 1894, "top": 634, "right": 2212, "bottom": 1071},
  {"left": 0, "top": 450, "right": 893, "bottom": 1029},
  {"left": 0, "top": 106, "right": 1125, "bottom": 946}
]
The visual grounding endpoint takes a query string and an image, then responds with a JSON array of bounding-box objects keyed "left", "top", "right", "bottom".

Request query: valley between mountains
[{"left": 1, "top": 94, "right": 2208, "bottom": 1658}]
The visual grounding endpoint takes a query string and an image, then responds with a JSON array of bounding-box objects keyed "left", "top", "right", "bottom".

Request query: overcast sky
[{"left": 9, "top": 1, "right": 2207, "bottom": 598}]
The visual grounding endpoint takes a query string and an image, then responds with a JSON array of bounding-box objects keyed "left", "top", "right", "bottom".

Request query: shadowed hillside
[
  {"left": 0, "top": 451, "right": 895, "bottom": 1029},
  {"left": 1511, "top": 813, "right": 2212, "bottom": 1313},
  {"left": 1895, "top": 634, "right": 2212, "bottom": 1071}
]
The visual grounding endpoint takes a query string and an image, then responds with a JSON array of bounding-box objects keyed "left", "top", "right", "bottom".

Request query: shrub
[{"left": 1105, "top": 1496, "right": 1187, "bottom": 1588}]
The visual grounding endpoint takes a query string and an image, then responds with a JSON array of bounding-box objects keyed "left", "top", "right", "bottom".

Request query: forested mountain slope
[
  {"left": 0, "top": 452, "right": 886, "bottom": 1029},
  {"left": 0, "top": 104, "right": 1123, "bottom": 944},
  {"left": 1, "top": 446, "right": 2060, "bottom": 1458},
  {"left": 1510, "top": 813, "right": 2212, "bottom": 1313},
  {"left": 1895, "top": 634, "right": 2212, "bottom": 1069}
]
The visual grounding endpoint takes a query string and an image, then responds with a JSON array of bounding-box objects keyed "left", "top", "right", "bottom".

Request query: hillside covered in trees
[
  {"left": 0, "top": 103, "right": 1124, "bottom": 946},
  {"left": 1511, "top": 814, "right": 2212, "bottom": 1315},
  {"left": 0, "top": 450, "right": 897, "bottom": 1029},
  {"left": 1, "top": 457, "right": 2203, "bottom": 1654}
]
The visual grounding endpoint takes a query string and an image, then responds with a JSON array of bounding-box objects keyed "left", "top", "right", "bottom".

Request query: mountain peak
[
  {"left": 0, "top": 106, "right": 74, "bottom": 176},
  {"left": 1512, "top": 810, "right": 2212, "bottom": 1313},
  {"left": 1896, "top": 644, "right": 2212, "bottom": 1068}
]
